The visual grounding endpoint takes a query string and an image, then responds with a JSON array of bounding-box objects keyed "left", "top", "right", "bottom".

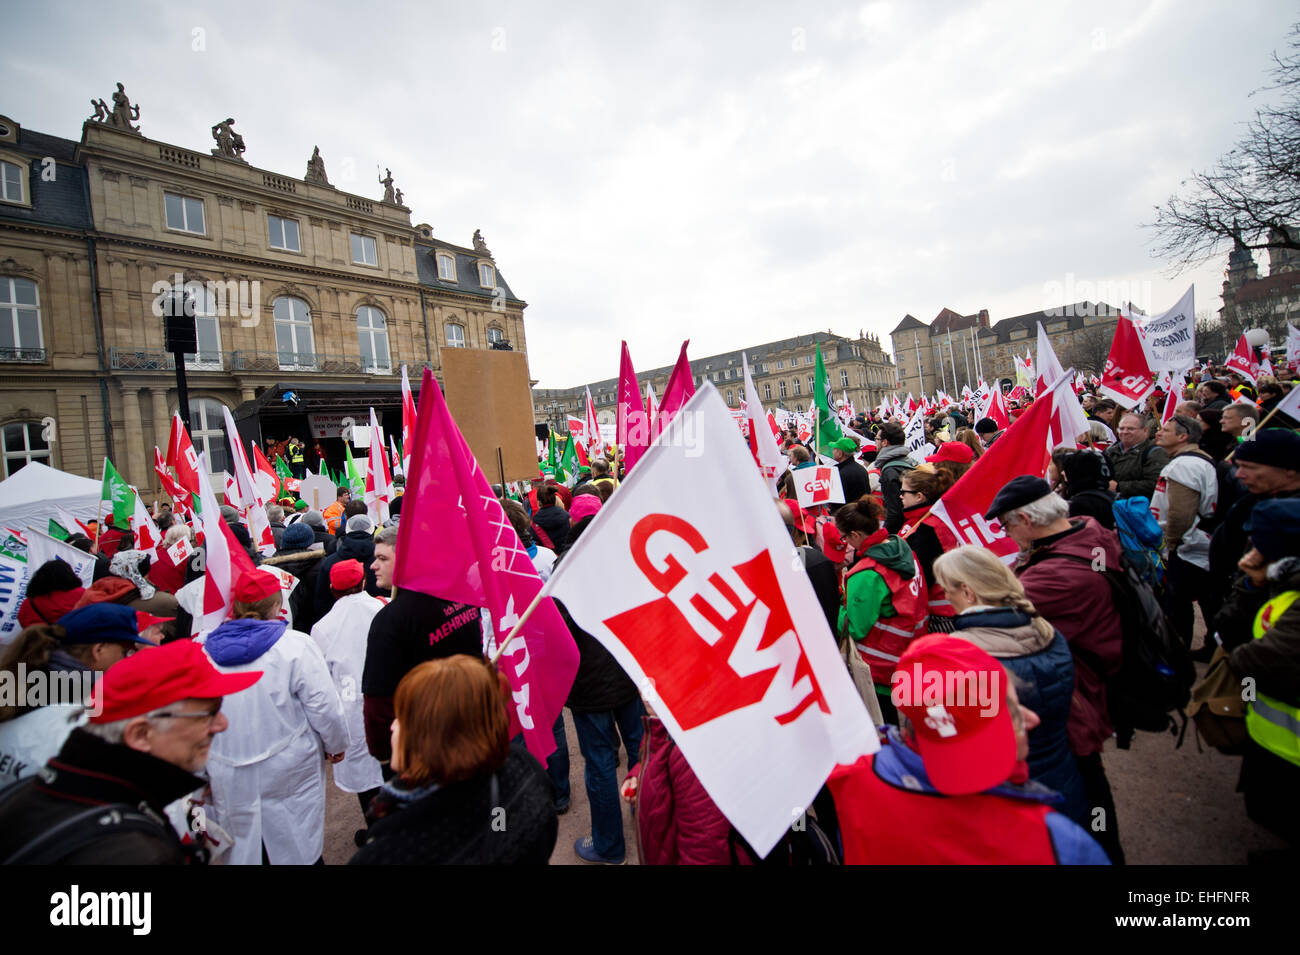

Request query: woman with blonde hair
[{"left": 932, "top": 546, "right": 1088, "bottom": 827}]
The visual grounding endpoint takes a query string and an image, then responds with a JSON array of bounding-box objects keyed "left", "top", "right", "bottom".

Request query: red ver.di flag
[
  {"left": 545, "top": 383, "right": 877, "bottom": 856},
  {"left": 394, "top": 370, "right": 579, "bottom": 764}
]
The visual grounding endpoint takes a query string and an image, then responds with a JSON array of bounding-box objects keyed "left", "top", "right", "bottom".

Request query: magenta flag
[
  {"left": 394, "top": 369, "right": 579, "bottom": 762},
  {"left": 618, "top": 341, "right": 653, "bottom": 475},
  {"left": 652, "top": 340, "right": 695, "bottom": 440}
]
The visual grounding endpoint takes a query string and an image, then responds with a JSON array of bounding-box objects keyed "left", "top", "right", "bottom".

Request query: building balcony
[
  {"left": 108, "top": 347, "right": 394, "bottom": 376},
  {"left": 0, "top": 346, "right": 47, "bottom": 363}
]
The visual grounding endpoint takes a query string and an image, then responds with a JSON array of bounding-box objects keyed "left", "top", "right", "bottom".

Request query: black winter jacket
[{"left": 556, "top": 600, "right": 639, "bottom": 713}]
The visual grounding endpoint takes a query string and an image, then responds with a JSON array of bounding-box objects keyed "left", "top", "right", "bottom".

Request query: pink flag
[
  {"left": 619, "top": 342, "right": 653, "bottom": 475},
  {"left": 1098, "top": 315, "right": 1156, "bottom": 407},
  {"left": 394, "top": 369, "right": 579, "bottom": 763},
  {"left": 1223, "top": 333, "right": 1261, "bottom": 384},
  {"left": 652, "top": 341, "right": 695, "bottom": 440}
]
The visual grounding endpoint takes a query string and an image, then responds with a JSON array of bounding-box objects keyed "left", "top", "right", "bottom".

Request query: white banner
[
  {"left": 546, "top": 384, "right": 877, "bottom": 856},
  {"left": 0, "top": 552, "right": 27, "bottom": 647},
  {"left": 25, "top": 527, "right": 97, "bottom": 588},
  {"left": 793, "top": 465, "right": 845, "bottom": 509},
  {"left": 1133, "top": 285, "right": 1195, "bottom": 371},
  {"left": 1287, "top": 322, "right": 1300, "bottom": 368}
]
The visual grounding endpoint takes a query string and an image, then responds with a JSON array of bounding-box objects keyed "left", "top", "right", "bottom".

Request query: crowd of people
[{"left": 0, "top": 358, "right": 1297, "bottom": 866}]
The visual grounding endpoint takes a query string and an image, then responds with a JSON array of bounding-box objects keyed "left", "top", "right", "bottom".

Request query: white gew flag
[
  {"left": 1288, "top": 322, "right": 1300, "bottom": 368},
  {"left": 545, "top": 383, "right": 877, "bottom": 856}
]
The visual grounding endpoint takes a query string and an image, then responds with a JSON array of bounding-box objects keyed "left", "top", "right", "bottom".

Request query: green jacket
[{"left": 838, "top": 535, "right": 917, "bottom": 640}]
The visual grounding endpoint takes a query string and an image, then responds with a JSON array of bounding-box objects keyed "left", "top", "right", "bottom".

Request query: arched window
[
  {"left": 273, "top": 296, "right": 315, "bottom": 370},
  {"left": 1, "top": 421, "right": 50, "bottom": 478},
  {"left": 445, "top": 322, "right": 465, "bottom": 349},
  {"left": 356, "top": 305, "right": 391, "bottom": 373},
  {"left": 184, "top": 282, "right": 222, "bottom": 370},
  {"left": 185, "top": 398, "right": 230, "bottom": 475},
  {"left": 1, "top": 276, "right": 43, "bottom": 361},
  {"left": 486, "top": 326, "right": 504, "bottom": 345}
]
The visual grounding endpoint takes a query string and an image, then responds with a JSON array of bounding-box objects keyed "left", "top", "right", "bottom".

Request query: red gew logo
[{"left": 802, "top": 467, "right": 833, "bottom": 504}]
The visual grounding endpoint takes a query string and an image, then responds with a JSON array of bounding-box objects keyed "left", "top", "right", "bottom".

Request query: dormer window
[
  {"left": 478, "top": 263, "right": 495, "bottom": 288},
  {"left": 437, "top": 252, "right": 456, "bottom": 281}
]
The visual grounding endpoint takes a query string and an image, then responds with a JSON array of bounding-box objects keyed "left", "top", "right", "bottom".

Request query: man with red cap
[
  {"left": 828, "top": 634, "right": 1108, "bottom": 864},
  {"left": 202, "top": 569, "right": 348, "bottom": 865},
  {"left": 310, "top": 558, "right": 388, "bottom": 845},
  {"left": 0, "top": 640, "right": 261, "bottom": 863}
]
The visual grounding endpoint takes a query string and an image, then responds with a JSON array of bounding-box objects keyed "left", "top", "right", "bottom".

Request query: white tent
[{"left": 0, "top": 462, "right": 101, "bottom": 532}]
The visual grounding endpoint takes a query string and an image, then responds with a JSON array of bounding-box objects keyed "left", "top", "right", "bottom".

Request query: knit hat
[
  {"left": 569, "top": 493, "right": 603, "bottom": 525},
  {"left": 346, "top": 514, "right": 374, "bottom": 534},
  {"left": 232, "top": 569, "right": 280, "bottom": 603},
  {"left": 1245, "top": 499, "right": 1300, "bottom": 562},
  {"left": 280, "top": 522, "right": 315, "bottom": 550},
  {"left": 294, "top": 499, "right": 309, "bottom": 511},
  {"left": 1234, "top": 429, "right": 1300, "bottom": 470},
  {"left": 219, "top": 505, "right": 241, "bottom": 524},
  {"left": 329, "top": 558, "right": 365, "bottom": 591},
  {"left": 1062, "top": 449, "right": 1112, "bottom": 492},
  {"left": 302, "top": 510, "right": 326, "bottom": 531}
]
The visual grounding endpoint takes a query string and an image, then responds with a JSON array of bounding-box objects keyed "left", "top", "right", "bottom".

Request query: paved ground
[{"left": 324, "top": 619, "right": 1286, "bottom": 865}]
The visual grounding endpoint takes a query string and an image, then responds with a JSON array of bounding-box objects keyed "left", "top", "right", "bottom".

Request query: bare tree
[
  {"left": 1062, "top": 321, "right": 1116, "bottom": 376},
  {"left": 1149, "top": 24, "right": 1300, "bottom": 271},
  {"left": 1194, "top": 311, "right": 1228, "bottom": 362}
]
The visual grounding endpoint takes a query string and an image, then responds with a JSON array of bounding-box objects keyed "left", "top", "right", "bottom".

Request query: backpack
[
  {"left": 1111, "top": 496, "right": 1166, "bottom": 591},
  {"left": 1028, "top": 550, "right": 1193, "bottom": 749}
]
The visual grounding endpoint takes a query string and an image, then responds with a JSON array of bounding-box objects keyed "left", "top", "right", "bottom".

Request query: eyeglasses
[{"left": 152, "top": 704, "right": 222, "bottom": 724}]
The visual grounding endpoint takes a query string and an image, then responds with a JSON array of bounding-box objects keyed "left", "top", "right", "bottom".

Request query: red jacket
[
  {"left": 636, "top": 717, "right": 747, "bottom": 865},
  {"left": 1015, "top": 516, "right": 1124, "bottom": 756}
]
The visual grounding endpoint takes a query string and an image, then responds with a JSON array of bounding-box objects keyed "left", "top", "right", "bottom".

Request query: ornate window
[
  {"left": 185, "top": 398, "right": 230, "bottom": 475},
  {"left": 356, "top": 306, "right": 391, "bottom": 373},
  {"left": 272, "top": 296, "right": 315, "bottom": 370},
  {"left": 1, "top": 421, "right": 50, "bottom": 478},
  {"left": 350, "top": 233, "right": 378, "bottom": 266},
  {"left": 445, "top": 322, "right": 465, "bottom": 349},
  {"left": 437, "top": 253, "right": 456, "bottom": 281},
  {"left": 268, "top": 215, "right": 301, "bottom": 252},
  {"left": 486, "top": 326, "right": 504, "bottom": 345},
  {"left": 183, "top": 282, "right": 222, "bottom": 370},
  {"left": 164, "top": 192, "right": 205, "bottom": 234},
  {"left": 0, "top": 277, "right": 42, "bottom": 361}
]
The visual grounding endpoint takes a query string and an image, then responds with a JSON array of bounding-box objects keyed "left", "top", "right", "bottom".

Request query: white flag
[
  {"left": 742, "top": 352, "right": 786, "bottom": 496},
  {"left": 25, "top": 526, "right": 97, "bottom": 587},
  {"left": 545, "top": 384, "right": 877, "bottom": 856},
  {"left": 1133, "top": 285, "right": 1195, "bottom": 371},
  {"left": 1287, "top": 322, "right": 1300, "bottom": 368}
]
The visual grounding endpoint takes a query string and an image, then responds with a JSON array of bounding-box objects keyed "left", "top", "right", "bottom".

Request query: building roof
[
  {"left": 535, "top": 330, "right": 889, "bottom": 397},
  {"left": 891, "top": 314, "right": 926, "bottom": 333},
  {"left": 414, "top": 239, "right": 523, "bottom": 305},
  {"left": 980, "top": 301, "right": 1120, "bottom": 343},
  {"left": 1230, "top": 270, "right": 1300, "bottom": 305},
  {"left": 0, "top": 126, "right": 92, "bottom": 232}
]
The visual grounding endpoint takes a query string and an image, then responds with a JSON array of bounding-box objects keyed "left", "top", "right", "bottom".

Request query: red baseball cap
[
  {"left": 89, "top": 639, "right": 262, "bottom": 723},
  {"left": 232, "top": 570, "right": 280, "bottom": 603},
  {"left": 925, "top": 441, "right": 974, "bottom": 465},
  {"left": 782, "top": 498, "right": 815, "bottom": 535},
  {"left": 820, "top": 521, "right": 847, "bottom": 565},
  {"left": 135, "top": 610, "right": 175, "bottom": 632},
  {"left": 329, "top": 558, "right": 365, "bottom": 591},
  {"left": 891, "top": 634, "right": 1014, "bottom": 795}
]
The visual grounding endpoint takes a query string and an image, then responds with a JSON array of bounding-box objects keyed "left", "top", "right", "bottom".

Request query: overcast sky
[{"left": 6, "top": 1, "right": 1294, "bottom": 387}]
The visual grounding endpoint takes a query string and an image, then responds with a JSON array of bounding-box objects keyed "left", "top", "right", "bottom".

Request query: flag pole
[{"left": 488, "top": 575, "right": 555, "bottom": 665}]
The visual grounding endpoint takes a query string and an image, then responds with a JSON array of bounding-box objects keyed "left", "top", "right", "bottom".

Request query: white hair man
[{"left": 985, "top": 475, "right": 1126, "bottom": 865}]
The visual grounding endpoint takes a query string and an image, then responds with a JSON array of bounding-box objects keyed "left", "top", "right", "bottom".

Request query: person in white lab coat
[
  {"left": 203, "top": 569, "right": 348, "bottom": 865},
  {"left": 310, "top": 559, "right": 386, "bottom": 818}
]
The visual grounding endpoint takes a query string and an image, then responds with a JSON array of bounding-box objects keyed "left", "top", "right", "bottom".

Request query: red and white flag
[
  {"left": 984, "top": 383, "right": 1011, "bottom": 430},
  {"left": 905, "top": 383, "right": 1056, "bottom": 565},
  {"left": 1034, "top": 322, "right": 1066, "bottom": 398},
  {"left": 154, "top": 446, "right": 193, "bottom": 519},
  {"left": 1098, "top": 314, "right": 1156, "bottom": 407},
  {"left": 364, "top": 407, "right": 393, "bottom": 524},
  {"left": 1161, "top": 372, "right": 1184, "bottom": 424},
  {"left": 395, "top": 369, "right": 579, "bottom": 763},
  {"left": 1287, "top": 323, "right": 1300, "bottom": 369},
  {"left": 645, "top": 381, "right": 659, "bottom": 435},
  {"left": 743, "top": 352, "right": 785, "bottom": 495},
  {"left": 1224, "top": 334, "right": 1261, "bottom": 384},
  {"left": 177, "top": 451, "right": 256, "bottom": 635},
  {"left": 165, "top": 412, "right": 202, "bottom": 497},
  {"left": 545, "top": 383, "right": 877, "bottom": 855},
  {"left": 130, "top": 490, "right": 161, "bottom": 559},
  {"left": 583, "top": 387, "right": 602, "bottom": 462},
  {"left": 220, "top": 406, "right": 275, "bottom": 557},
  {"left": 251, "top": 443, "right": 279, "bottom": 503},
  {"left": 400, "top": 363, "right": 417, "bottom": 478}
]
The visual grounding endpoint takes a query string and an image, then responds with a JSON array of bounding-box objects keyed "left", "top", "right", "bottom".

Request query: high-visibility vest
[
  {"left": 1246, "top": 590, "right": 1300, "bottom": 768},
  {"left": 844, "top": 549, "right": 929, "bottom": 684},
  {"left": 288, "top": 446, "right": 304, "bottom": 465}
]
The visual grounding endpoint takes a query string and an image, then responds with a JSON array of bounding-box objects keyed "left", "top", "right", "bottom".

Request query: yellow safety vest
[
  {"left": 288, "top": 447, "right": 304, "bottom": 464},
  {"left": 1246, "top": 590, "right": 1300, "bottom": 768}
]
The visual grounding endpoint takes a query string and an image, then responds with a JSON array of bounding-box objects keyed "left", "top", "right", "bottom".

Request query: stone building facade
[
  {"left": 1219, "top": 230, "right": 1300, "bottom": 354},
  {"left": 533, "top": 331, "right": 896, "bottom": 432},
  {"left": 0, "top": 95, "right": 528, "bottom": 493}
]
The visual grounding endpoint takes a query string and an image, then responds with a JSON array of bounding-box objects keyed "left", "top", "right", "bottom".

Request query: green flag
[
  {"left": 813, "top": 344, "right": 844, "bottom": 453},
  {"left": 101, "top": 457, "right": 135, "bottom": 527},
  {"left": 344, "top": 444, "right": 365, "bottom": 498},
  {"left": 558, "top": 432, "right": 576, "bottom": 483},
  {"left": 48, "top": 518, "right": 69, "bottom": 541},
  {"left": 275, "top": 455, "right": 293, "bottom": 496}
]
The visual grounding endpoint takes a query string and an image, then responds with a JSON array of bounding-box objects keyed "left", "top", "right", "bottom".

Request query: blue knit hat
[{"left": 1244, "top": 499, "right": 1300, "bottom": 562}]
